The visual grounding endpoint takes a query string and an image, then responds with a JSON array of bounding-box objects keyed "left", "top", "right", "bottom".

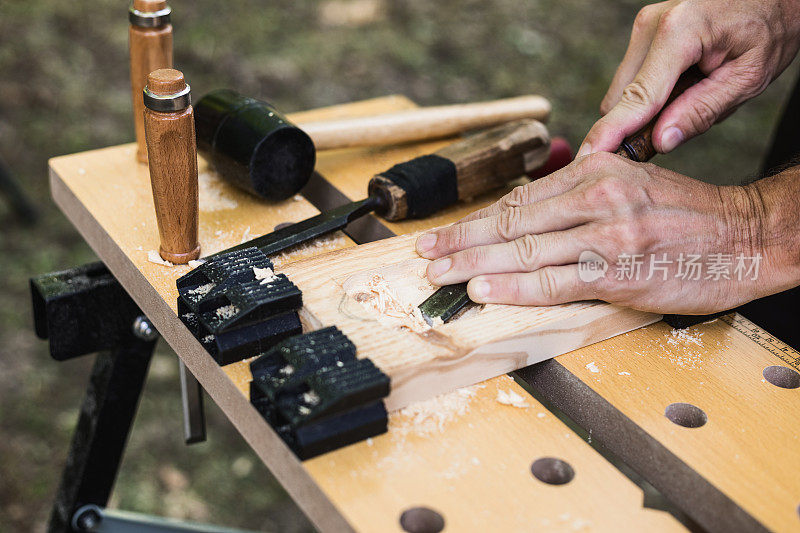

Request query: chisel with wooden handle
[
  {"left": 418, "top": 66, "right": 705, "bottom": 325},
  {"left": 198, "top": 119, "right": 550, "bottom": 263}
]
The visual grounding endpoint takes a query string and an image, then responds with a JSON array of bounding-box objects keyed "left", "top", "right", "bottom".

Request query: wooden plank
[
  {"left": 518, "top": 314, "right": 800, "bottom": 532},
  {"left": 49, "top": 95, "right": 684, "bottom": 532},
  {"left": 280, "top": 233, "right": 659, "bottom": 410},
  {"left": 308, "top": 97, "right": 800, "bottom": 531}
]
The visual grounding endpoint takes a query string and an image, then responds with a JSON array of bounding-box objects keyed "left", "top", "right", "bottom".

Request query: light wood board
[
  {"left": 303, "top": 97, "right": 800, "bottom": 533},
  {"left": 280, "top": 233, "right": 659, "bottom": 410},
  {"left": 520, "top": 313, "right": 800, "bottom": 533},
  {"left": 49, "top": 95, "right": 685, "bottom": 532}
]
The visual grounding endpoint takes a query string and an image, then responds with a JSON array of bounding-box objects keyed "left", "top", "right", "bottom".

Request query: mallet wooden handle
[
  {"left": 144, "top": 69, "right": 200, "bottom": 264},
  {"left": 299, "top": 95, "right": 551, "bottom": 151},
  {"left": 615, "top": 66, "right": 705, "bottom": 162},
  {"left": 129, "top": 0, "right": 173, "bottom": 164},
  {"left": 369, "top": 119, "right": 550, "bottom": 221}
]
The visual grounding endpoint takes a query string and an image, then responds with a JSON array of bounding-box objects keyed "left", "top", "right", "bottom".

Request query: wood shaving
[
  {"left": 585, "top": 361, "right": 600, "bottom": 373},
  {"left": 240, "top": 226, "right": 253, "bottom": 244},
  {"left": 188, "top": 283, "right": 214, "bottom": 297},
  {"left": 253, "top": 266, "right": 277, "bottom": 284},
  {"left": 198, "top": 170, "right": 238, "bottom": 211},
  {"left": 147, "top": 250, "right": 173, "bottom": 267},
  {"left": 352, "top": 274, "right": 431, "bottom": 333},
  {"left": 496, "top": 389, "right": 529, "bottom": 408},
  {"left": 271, "top": 233, "right": 347, "bottom": 266},
  {"left": 188, "top": 259, "right": 205, "bottom": 269},
  {"left": 215, "top": 304, "right": 238, "bottom": 320},
  {"left": 618, "top": 371, "right": 631, "bottom": 376}
]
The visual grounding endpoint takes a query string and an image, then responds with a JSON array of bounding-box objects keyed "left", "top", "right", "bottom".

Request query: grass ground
[{"left": 1, "top": 1, "right": 797, "bottom": 531}]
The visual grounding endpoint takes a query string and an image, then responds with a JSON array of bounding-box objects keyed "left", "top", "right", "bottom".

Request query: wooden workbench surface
[{"left": 48, "top": 95, "right": 799, "bottom": 532}]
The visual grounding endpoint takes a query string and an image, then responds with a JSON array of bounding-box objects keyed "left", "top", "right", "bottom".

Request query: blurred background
[{"left": 1, "top": 0, "right": 797, "bottom": 531}]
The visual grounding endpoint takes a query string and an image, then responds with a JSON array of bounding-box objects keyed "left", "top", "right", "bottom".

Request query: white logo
[{"left": 578, "top": 251, "right": 608, "bottom": 282}]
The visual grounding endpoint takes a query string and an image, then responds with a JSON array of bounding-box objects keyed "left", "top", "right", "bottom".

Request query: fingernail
[
  {"left": 416, "top": 233, "right": 437, "bottom": 255},
  {"left": 428, "top": 258, "right": 452, "bottom": 279},
  {"left": 576, "top": 142, "right": 592, "bottom": 158},
  {"left": 470, "top": 279, "right": 490, "bottom": 300},
  {"left": 660, "top": 126, "right": 684, "bottom": 152}
]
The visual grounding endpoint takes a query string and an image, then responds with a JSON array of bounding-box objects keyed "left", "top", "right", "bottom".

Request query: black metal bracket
[
  {"left": 30, "top": 263, "right": 209, "bottom": 532},
  {"left": 31, "top": 262, "right": 146, "bottom": 361}
]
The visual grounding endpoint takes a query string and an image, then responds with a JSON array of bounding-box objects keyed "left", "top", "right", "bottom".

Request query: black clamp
[
  {"left": 177, "top": 247, "right": 303, "bottom": 365},
  {"left": 249, "top": 327, "right": 390, "bottom": 459}
]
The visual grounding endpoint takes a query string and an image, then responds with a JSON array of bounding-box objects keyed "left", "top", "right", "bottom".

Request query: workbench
[{"left": 48, "top": 96, "right": 800, "bottom": 532}]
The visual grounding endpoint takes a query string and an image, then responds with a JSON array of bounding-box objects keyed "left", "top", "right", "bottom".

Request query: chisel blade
[
  {"left": 211, "top": 195, "right": 383, "bottom": 259},
  {"left": 418, "top": 282, "right": 472, "bottom": 325}
]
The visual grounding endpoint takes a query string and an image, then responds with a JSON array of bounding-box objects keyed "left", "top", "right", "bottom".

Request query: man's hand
[
  {"left": 578, "top": 0, "right": 800, "bottom": 158},
  {"left": 414, "top": 153, "right": 787, "bottom": 314}
]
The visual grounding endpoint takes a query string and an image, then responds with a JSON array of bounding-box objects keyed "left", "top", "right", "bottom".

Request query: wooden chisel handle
[
  {"left": 299, "top": 96, "right": 551, "bottom": 151},
  {"left": 368, "top": 119, "right": 550, "bottom": 221},
  {"left": 614, "top": 65, "right": 705, "bottom": 162},
  {"left": 129, "top": 0, "right": 173, "bottom": 164}
]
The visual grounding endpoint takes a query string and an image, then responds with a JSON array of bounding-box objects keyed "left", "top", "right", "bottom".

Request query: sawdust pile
[
  {"left": 199, "top": 171, "right": 238, "bottom": 212},
  {"left": 393, "top": 383, "right": 484, "bottom": 438}
]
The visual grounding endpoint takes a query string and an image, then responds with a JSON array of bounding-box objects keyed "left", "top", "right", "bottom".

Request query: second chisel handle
[
  {"left": 615, "top": 65, "right": 705, "bottom": 162},
  {"left": 368, "top": 119, "right": 550, "bottom": 221}
]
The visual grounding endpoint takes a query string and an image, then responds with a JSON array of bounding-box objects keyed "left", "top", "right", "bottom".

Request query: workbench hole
[
  {"left": 665, "top": 403, "right": 707, "bottom": 428},
  {"left": 530, "top": 457, "right": 575, "bottom": 485},
  {"left": 274, "top": 222, "right": 294, "bottom": 231},
  {"left": 763, "top": 365, "right": 800, "bottom": 389},
  {"left": 399, "top": 507, "right": 445, "bottom": 533}
]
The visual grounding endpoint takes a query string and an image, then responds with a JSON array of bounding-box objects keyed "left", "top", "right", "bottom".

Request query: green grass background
[{"left": 1, "top": 1, "right": 796, "bottom": 531}]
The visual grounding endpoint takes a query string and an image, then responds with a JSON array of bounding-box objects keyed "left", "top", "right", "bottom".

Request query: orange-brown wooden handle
[
  {"left": 144, "top": 69, "right": 200, "bottom": 263},
  {"left": 614, "top": 66, "right": 705, "bottom": 162},
  {"left": 129, "top": 0, "right": 173, "bottom": 164}
]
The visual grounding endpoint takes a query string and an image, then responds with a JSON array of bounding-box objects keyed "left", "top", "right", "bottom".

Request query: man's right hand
[{"left": 578, "top": 0, "right": 800, "bottom": 158}]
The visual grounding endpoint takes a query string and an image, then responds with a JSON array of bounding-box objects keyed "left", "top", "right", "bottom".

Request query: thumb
[
  {"left": 579, "top": 12, "right": 700, "bottom": 157},
  {"left": 578, "top": 65, "right": 688, "bottom": 157},
  {"left": 652, "top": 61, "right": 764, "bottom": 152}
]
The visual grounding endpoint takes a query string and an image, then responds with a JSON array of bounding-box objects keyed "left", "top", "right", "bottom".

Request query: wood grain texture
[
  {"left": 129, "top": 18, "right": 172, "bottom": 164},
  {"left": 143, "top": 71, "right": 200, "bottom": 263},
  {"left": 299, "top": 95, "right": 551, "bottom": 150},
  {"left": 280, "top": 232, "right": 660, "bottom": 410},
  {"left": 48, "top": 95, "right": 685, "bottom": 532}
]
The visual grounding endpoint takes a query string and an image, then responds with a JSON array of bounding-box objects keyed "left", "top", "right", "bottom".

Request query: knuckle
[
  {"left": 503, "top": 185, "right": 529, "bottom": 208},
  {"left": 632, "top": 5, "right": 657, "bottom": 34},
  {"left": 689, "top": 96, "right": 720, "bottom": 131},
  {"left": 513, "top": 234, "right": 540, "bottom": 270},
  {"left": 442, "top": 222, "right": 469, "bottom": 252},
  {"left": 620, "top": 79, "right": 656, "bottom": 109},
  {"left": 656, "top": 6, "right": 684, "bottom": 37},
  {"left": 537, "top": 268, "right": 559, "bottom": 302},
  {"left": 576, "top": 150, "right": 616, "bottom": 174},
  {"left": 496, "top": 206, "right": 523, "bottom": 241},
  {"left": 461, "top": 247, "right": 486, "bottom": 271},
  {"left": 586, "top": 174, "right": 630, "bottom": 206}
]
